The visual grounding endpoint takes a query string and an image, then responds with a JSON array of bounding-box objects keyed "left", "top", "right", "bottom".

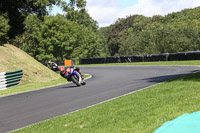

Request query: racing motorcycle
[
  {"left": 47, "top": 62, "right": 58, "bottom": 72},
  {"left": 66, "top": 67, "right": 86, "bottom": 86},
  {"left": 51, "top": 63, "right": 58, "bottom": 71}
]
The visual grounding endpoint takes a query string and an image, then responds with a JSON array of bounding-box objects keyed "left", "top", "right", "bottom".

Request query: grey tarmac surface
[{"left": 0, "top": 66, "right": 199, "bottom": 133}]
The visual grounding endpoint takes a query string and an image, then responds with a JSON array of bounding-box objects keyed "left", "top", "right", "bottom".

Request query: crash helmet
[
  {"left": 60, "top": 67, "right": 65, "bottom": 74},
  {"left": 47, "top": 61, "right": 51, "bottom": 65}
]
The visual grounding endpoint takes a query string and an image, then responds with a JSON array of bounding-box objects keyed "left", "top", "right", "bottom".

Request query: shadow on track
[{"left": 144, "top": 70, "right": 200, "bottom": 83}]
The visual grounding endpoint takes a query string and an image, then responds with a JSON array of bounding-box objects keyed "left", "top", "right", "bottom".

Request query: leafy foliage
[
  {"left": 62, "top": 0, "right": 98, "bottom": 31},
  {"left": 107, "top": 15, "right": 140, "bottom": 56},
  {"left": 0, "top": 0, "right": 61, "bottom": 38},
  {"left": 14, "top": 15, "right": 102, "bottom": 61},
  {"left": 104, "top": 7, "right": 200, "bottom": 56},
  {"left": 3, "top": 0, "right": 104, "bottom": 62},
  {"left": 0, "top": 13, "right": 10, "bottom": 45},
  {"left": 97, "top": 27, "right": 112, "bottom": 57}
]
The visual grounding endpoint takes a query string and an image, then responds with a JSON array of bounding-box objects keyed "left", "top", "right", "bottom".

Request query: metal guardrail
[
  {"left": 0, "top": 69, "right": 23, "bottom": 90},
  {"left": 80, "top": 51, "right": 200, "bottom": 64}
]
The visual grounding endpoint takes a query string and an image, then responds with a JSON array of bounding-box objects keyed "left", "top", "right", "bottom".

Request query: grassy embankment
[
  {"left": 10, "top": 64, "right": 200, "bottom": 132},
  {"left": 0, "top": 44, "right": 70, "bottom": 97}
]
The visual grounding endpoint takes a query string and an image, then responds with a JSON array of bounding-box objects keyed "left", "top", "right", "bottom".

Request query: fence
[
  {"left": 0, "top": 69, "right": 23, "bottom": 90},
  {"left": 79, "top": 51, "right": 200, "bottom": 64}
]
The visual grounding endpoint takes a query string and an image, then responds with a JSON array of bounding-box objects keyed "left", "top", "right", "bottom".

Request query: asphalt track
[{"left": 0, "top": 66, "right": 199, "bottom": 133}]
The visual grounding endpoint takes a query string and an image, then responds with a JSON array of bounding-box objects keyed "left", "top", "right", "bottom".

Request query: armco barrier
[
  {"left": 0, "top": 69, "right": 23, "bottom": 90},
  {"left": 143, "top": 53, "right": 169, "bottom": 62},
  {"left": 79, "top": 51, "right": 200, "bottom": 64},
  {"left": 106, "top": 56, "right": 120, "bottom": 63},
  {"left": 120, "top": 56, "right": 133, "bottom": 63}
]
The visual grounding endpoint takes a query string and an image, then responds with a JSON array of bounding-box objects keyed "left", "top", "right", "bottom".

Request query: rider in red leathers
[{"left": 60, "top": 66, "right": 83, "bottom": 81}]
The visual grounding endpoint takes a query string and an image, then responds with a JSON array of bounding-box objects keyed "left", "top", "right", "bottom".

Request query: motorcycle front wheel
[
  {"left": 71, "top": 75, "right": 81, "bottom": 86},
  {"left": 81, "top": 80, "right": 86, "bottom": 85}
]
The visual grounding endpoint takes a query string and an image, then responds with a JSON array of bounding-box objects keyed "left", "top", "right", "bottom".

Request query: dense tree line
[
  {"left": 102, "top": 6, "right": 200, "bottom": 56},
  {"left": 1, "top": 1, "right": 200, "bottom": 61}
]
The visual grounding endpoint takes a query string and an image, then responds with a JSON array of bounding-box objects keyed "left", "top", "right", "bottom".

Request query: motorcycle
[
  {"left": 66, "top": 67, "right": 86, "bottom": 86},
  {"left": 51, "top": 63, "right": 58, "bottom": 71},
  {"left": 47, "top": 62, "right": 58, "bottom": 72}
]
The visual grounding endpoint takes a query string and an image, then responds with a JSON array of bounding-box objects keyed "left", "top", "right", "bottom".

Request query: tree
[
  {"left": 14, "top": 15, "right": 43, "bottom": 58},
  {"left": 15, "top": 14, "right": 102, "bottom": 61},
  {"left": 97, "top": 27, "right": 112, "bottom": 57},
  {"left": 62, "top": 0, "right": 98, "bottom": 31},
  {"left": 0, "top": 13, "right": 10, "bottom": 45},
  {"left": 107, "top": 15, "right": 140, "bottom": 56},
  {"left": 70, "top": 25, "right": 102, "bottom": 59},
  {"left": 0, "top": 0, "right": 61, "bottom": 38},
  {"left": 36, "top": 15, "right": 75, "bottom": 61},
  {"left": 102, "top": 6, "right": 200, "bottom": 56}
]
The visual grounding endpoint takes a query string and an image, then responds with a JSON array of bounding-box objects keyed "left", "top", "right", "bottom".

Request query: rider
[
  {"left": 60, "top": 66, "right": 83, "bottom": 81},
  {"left": 47, "top": 61, "right": 58, "bottom": 71}
]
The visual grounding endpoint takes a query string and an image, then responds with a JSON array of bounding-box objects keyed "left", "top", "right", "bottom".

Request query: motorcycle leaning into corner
[{"left": 60, "top": 66, "right": 86, "bottom": 86}]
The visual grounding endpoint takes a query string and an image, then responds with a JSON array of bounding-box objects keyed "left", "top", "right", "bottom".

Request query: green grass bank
[
  {"left": 0, "top": 44, "right": 90, "bottom": 97},
  {"left": 0, "top": 44, "right": 66, "bottom": 97}
]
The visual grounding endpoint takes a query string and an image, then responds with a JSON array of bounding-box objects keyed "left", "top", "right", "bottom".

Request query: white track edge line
[
  {"left": 11, "top": 70, "right": 200, "bottom": 132},
  {"left": 11, "top": 81, "right": 162, "bottom": 132},
  {"left": 0, "top": 74, "right": 92, "bottom": 98}
]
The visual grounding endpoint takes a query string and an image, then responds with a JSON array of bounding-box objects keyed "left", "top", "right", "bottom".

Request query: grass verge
[
  {"left": 11, "top": 70, "right": 200, "bottom": 133},
  {"left": 0, "top": 74, "right": 90, "bottom": 97},
  {"left": 78, "top": 60, "right": 200, "bottom": 66}
]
